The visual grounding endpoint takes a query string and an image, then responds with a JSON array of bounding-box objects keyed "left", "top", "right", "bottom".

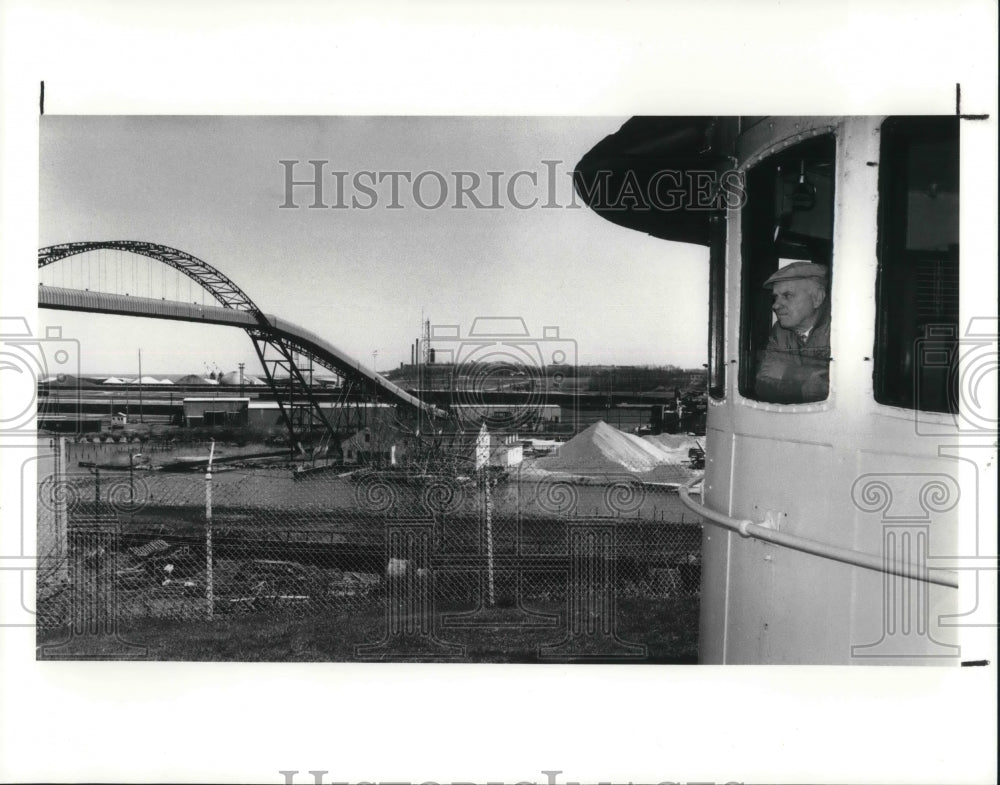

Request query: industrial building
[
  {"left": 486, "top": 432, "right": 523, "bottom": 467},
  {"left": 182, "top": 397, "right": 250, "bottom": 427},
  {"left": 447, "top": 429, "right": 524, "bottom": 469},
  {"left": 243, "top": 400, "right": 396, "bottom": 431},
  {"left": 341, "top": 427, "right": 398, "bottom": 465},
  {"left": 180, "top": 398, "right": 398, "bottom": 431},
  {"left": 448, "top": 403, "right": 562, "bottom": 430}
]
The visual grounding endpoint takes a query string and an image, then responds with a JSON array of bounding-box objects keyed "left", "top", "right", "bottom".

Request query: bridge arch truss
[{"left": 39, "top": 241, "right": 443, "bottom": 453}]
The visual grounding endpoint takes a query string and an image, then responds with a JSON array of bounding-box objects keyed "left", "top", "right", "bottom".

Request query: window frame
[
  {"left": 873, "top": 116, "right": 961, "bottom": 414},
  {"left": 736, "top": 132, "right": 838, "bottom": 407},
  {"left": 707, "top": 211, "right": 727, "bottom": 401}
]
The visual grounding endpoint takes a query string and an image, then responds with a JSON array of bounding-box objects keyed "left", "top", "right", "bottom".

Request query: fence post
[
  {"left": 54, "top": 437, "right": 68, "bottom": 578},
  {"left": 441, "top": 464, "right": 557, "bottom": 632},
  {"left": 205, "top": 440, "right": 215, "bottom": 620},
  {"left": 484, "top": 468, "right": 495, "bottom": 607}
]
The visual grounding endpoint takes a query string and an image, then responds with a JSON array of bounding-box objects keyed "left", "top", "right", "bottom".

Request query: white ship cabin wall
[
  {"left": 574, "top": 115, "right": 995, "bottom": 666},
  {"left": 702, "top": 116, "right": 966, "bottom": 664}
]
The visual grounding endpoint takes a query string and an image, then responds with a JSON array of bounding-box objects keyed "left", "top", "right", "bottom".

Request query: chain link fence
[{"left": 37, "top": 440, "right": 703, "bottom": 661}]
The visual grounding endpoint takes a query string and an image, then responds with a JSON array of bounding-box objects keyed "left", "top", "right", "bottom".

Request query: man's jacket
[{"left": 754, "top": 310, "right": 831, "bottom": 404}]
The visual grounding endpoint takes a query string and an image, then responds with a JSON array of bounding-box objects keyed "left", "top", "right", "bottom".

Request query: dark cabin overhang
[{"left": 573, "top": 116, "right": 738, "bottom": 246}]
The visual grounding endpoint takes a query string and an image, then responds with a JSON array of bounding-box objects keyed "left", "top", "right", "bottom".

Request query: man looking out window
[{"left": 754, "top": 262, "right": 831, "bottom": 403}]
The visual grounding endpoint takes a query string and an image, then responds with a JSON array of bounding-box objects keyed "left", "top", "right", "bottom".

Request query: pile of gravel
[{"left": 536, "top": 421, "right": 674, "bottom": 474}]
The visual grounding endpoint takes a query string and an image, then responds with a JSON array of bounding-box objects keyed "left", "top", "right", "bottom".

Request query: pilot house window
[
  {"left": 874, "top": 117, "right": 960, "bottom": 413},
  {"left": 739, "top": 135, "right": 836, "bottom": 404}
]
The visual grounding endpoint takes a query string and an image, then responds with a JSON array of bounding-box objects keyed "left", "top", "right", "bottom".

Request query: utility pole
[
  {"left": 416, "top": 310, "right": 430, "bottom": 436},
  {"left": 421, "top": 317, "right": 431, "bottom": 432},
  {"left": 205, "top": 440, "right": 215, "bottom": 620},
  {"left": 129, "top": 452, "right": 136, "bottom": 507}
]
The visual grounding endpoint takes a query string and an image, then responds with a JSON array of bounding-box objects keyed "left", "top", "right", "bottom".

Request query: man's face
[{"left": 771, "top": 279, "right": 824, "bottom": 332}]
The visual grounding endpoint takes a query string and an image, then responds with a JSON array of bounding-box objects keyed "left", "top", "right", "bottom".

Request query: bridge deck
[{"left": 38, "top": 285, "right": 446, "bottom": 418}]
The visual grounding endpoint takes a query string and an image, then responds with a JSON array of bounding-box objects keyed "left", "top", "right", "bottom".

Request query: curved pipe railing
[{"left": 678, "top": 477, "right": 958, "bottom": 589}]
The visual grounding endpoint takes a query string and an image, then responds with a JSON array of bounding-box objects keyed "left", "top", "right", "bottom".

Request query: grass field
[{"left": 36, "top": 596, "right": 699, "bottom": 663}]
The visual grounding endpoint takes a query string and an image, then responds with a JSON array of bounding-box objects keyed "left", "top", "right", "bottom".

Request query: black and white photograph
[
  {"left": 2, "top": 2, "right": 997, "bottom": 783},
  {"left": 29, "top": 112, "right": 977, "bottom": 666},
  {"left": 33, "top": 115, "right": 716, "bottom": 664}
]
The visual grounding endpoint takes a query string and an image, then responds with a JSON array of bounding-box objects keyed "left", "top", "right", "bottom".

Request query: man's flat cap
[{"left": 763, "top": 262, "right": 829, "bottom": 288}]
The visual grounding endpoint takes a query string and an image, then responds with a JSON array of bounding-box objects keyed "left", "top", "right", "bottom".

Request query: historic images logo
[{"left": 278, "top": 160, "right": 745, "bottom": 212}]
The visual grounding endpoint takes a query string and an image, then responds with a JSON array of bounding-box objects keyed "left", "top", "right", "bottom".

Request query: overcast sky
[{"left": 39, "top": 116, "right": 709, "bottom": 377}]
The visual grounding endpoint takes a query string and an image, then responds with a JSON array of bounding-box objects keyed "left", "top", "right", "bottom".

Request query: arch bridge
[{"left": 38, "top": 241, "right": 446, "bottom": 453}]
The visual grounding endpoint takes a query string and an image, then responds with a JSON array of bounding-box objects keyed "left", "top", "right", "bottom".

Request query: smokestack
[{"left": 410, "top": 342, "right": 415, "bottom": 365}]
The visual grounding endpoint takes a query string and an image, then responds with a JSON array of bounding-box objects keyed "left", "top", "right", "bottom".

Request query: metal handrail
[{"left": 678, "top": 477, "right": 958, "bottom": 589}]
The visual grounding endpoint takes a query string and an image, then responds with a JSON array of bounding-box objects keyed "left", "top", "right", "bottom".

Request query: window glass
[
  {"left": 875, "top": 117, "right": 960, "bottom": 412},
  {"left": 739, "top": 135, "right": 836, "bottom": 403}
]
